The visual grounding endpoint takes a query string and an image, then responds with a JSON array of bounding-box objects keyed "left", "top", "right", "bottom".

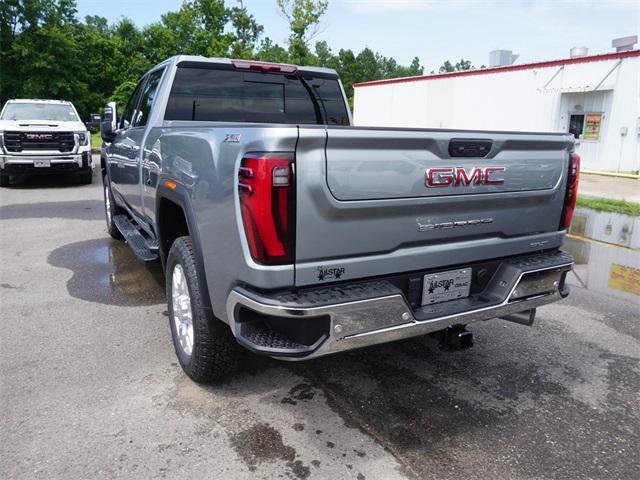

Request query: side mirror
[
  {"left": 86, "top": 113, "right": 101, "bottom": 131},
  {"left": 101, "top": 102, "right": 118, "bottom": 143}
]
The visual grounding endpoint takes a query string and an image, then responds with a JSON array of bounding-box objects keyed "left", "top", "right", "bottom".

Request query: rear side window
[
  {"left": 165, "top": 67, "right": 349, "bottom": 125},
  {"left": 120, "top": 80, "right": 145, "bottom": 129},
  {"left": 135, "top": 68, "right": 165, "bottom": 127}
]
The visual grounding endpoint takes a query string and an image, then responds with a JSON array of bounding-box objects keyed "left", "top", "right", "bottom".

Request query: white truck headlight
[{"left": 75, "top": 131, "right": 89, "bottom": 146}]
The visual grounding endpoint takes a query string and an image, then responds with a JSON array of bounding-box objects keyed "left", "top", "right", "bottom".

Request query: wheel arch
[{"left": 156, "top": 181, "right": 213, "bottom": 311}]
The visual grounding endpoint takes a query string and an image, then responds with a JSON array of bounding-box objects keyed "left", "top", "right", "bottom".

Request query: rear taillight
[
  {"left": 238, "top": 154, "right": 295, "bottom": 265},
  {"left": 560, "top": 153, "right": 580, "bottom": 230}
]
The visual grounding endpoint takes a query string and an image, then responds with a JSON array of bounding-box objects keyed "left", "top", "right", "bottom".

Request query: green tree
[
  {"left": 1, "top": 0, "right": 79, "bottom": 103},
  {"left": 144, "top": 0, "right": 231, "bottom": 59},
  {"left": 277, "top": 0, "right": 327, "bottom": 65},
  {"left": 256, "top": 37, "right": 289, "bottom": 63},
  {"left": 109, "top": 80, "right": 137, "bottom": 110},
  {"left": 314, "top": 40, "right": 337, "bottom": 69},
  {"left": 327, "top": 47, "right": 423, "bottom": 107},
  {"left": 438, "top": 58, "right": 473, "bottom": 73},
  {"left": 229, "top": 0, "right": 263, "bottom": 58}
]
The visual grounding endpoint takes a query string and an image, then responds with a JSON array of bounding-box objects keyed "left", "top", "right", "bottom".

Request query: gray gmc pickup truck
[{"left": 101, "top": 56, "right": 579, "bottom": 383}]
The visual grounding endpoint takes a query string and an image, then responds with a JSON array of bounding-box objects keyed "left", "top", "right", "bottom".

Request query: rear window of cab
[{"left": 165, "top": 66, "right": 350, "bottom": 125}]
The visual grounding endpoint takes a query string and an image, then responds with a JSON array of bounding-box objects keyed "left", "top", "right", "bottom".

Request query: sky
[{"left": 75, "top": 0, "right": 639, "bottom": 71}]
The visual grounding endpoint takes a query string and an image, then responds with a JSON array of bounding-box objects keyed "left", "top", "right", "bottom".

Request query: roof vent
[
  {"left": 489, "top": 50, "right": 519, "bottom": 67},
  {"left": 570, "top": 46, "right": 589, "bottom": 58},
  {"left": 612, "top": 35, "right": 637, "bottom": 52}
]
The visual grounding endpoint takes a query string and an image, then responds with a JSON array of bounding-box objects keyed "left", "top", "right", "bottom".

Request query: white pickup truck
[{"left": 0, "top": 99, "right": 93, "bottom": 186}]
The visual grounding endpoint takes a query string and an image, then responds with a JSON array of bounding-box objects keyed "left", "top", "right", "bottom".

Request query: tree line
[{"left": 1, "top": 0, "right": 478, "bottom": 120}]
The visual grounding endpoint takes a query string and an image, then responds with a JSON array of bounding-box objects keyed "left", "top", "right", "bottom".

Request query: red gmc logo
[
  {"left": 426, "top": 167, "right": 506, "bottom": 187},
  {"left": 25, "top": 133, "right": 53, "bottom": 140}
]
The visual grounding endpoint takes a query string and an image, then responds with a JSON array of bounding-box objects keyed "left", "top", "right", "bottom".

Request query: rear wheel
[
  {"left": 166, "top": 236, "right": 241, "bottom": 382},
  {"left": 0, "top": 173, "right": 9, "bottom": 187},
  {"left": 103, "top": 174, "right": 123, "bottom": 240}
]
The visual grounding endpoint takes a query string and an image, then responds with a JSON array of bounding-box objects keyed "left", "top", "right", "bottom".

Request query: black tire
[
  {"left": 166, "top": 236, "right": 241, "bottom": 383},
  {"left": 102, "top": 173, "right": 123, "bottom": 240},
  {"left": 0, "top": 174, "right": 9, "bottom": 187},
  {"left": 79, "top": 169, "right": 93, "bottom": 185}
]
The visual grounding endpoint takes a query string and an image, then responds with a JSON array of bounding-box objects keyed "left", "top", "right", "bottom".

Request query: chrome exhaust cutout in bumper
[{"left": 226, "top": 251, "right": 573, "bottom": 360}]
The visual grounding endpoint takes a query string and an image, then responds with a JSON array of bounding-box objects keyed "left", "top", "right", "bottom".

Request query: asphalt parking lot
[{"left": 1, "top": 161, "right": 639, "bottom": 480}]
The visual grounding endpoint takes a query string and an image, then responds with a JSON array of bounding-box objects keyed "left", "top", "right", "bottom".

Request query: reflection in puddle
[{"left": 48, "top": 238, "right": 165, "bottom": 306}]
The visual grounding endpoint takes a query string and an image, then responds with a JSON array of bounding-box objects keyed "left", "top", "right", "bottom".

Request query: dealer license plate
[
  {"left": 34, "top": 160, "right": 51, "bottom": 168},
  {"left": 422, "top": 268, "right": 472, "bottom": 305}
]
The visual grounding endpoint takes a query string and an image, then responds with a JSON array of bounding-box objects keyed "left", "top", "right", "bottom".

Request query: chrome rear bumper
[{"left": 226, "top": 251, "right": 573, "bottom": 360}]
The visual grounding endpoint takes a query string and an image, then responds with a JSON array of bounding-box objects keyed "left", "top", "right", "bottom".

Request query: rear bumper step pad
[{"left": 226, "top": 250, "right": 574, "bottom": 360}]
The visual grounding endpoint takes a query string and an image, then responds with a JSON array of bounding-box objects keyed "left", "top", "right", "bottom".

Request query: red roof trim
[{"left": 353, "top": 50, "right": 640, "bottom": 88}]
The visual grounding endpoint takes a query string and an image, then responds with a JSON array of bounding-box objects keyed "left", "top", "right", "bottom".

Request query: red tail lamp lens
[
  {"left": 560, "top": 153, "right": 580, "bottom": 230},
  {"left": 239, "top": 155, "right": 294, "bottom": 265}
]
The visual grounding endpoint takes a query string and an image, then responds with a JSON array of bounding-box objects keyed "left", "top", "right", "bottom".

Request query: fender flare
[{"left": 156, "top": 181, "right": 213, "bottom": 311}]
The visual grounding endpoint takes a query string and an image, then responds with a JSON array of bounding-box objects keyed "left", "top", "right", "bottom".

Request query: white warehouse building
[{"left": 353, "top": 46, "right": 640, "bottom": 174}]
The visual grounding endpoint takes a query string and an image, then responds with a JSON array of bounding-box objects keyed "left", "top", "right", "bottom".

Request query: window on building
[{"left": 569, "top": 114, "right": 585, "bottom": 139}]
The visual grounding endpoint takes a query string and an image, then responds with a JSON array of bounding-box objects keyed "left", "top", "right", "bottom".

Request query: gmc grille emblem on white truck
[
  {"left": 25, "top": 133, "right": 53, "bottom": 140},
  {"left": 426, "top": 166, "right": 506, "bottom": 187}
]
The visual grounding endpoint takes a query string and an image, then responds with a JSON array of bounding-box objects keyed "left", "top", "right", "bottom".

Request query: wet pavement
[
  {"left": 1, "top": 163, "right": 639, "bottom": 480},
  {"left": 579, "top": 174, "right": 640, "bottom": 203}
]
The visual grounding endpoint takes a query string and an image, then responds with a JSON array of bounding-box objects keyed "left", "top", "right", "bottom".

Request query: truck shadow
[
  {"left": 47, "top": 237, "right": 165, "bottom": 306},
  {"left": 0, "top": 200, "right": 104, "bottom": 221},
  {"left": 5, "top": 172, "right": 97, "bottom": 189}
]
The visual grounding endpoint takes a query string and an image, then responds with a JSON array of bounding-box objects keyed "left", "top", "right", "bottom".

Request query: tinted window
[
  {"left": 165, "top": 67, "right": 349, "bottom": 125},
  {"left": 135, "top": 68, "right": 165, "bottom": 127},
  {"left": 120, "top": 80, "right": 145, "bottom": 129},
  {"left": 308, "top": 77, "right": 351, "bottom": 125}
]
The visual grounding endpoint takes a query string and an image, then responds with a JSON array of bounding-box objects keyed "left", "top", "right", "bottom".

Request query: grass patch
[
  {"left": 91, "top": 131, "right": 102, "bottom": 150},
  {"left": 577, "top": 196, "right": 640, "bottom": 216}
]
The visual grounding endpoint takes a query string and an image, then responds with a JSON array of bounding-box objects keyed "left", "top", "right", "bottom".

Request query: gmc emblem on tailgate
[{"left": 426, "top": 167, "right": 506, "bottom": 187}]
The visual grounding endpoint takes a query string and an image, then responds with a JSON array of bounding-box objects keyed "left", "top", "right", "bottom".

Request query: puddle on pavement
[
  {"left": 48, "top": 237, "right": 165, "bottom": 306},
  {"left": 229, "top": 423, "right": 308, "bottom": 476}
]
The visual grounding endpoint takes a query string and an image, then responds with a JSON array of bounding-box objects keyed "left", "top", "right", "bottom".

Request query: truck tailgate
[{"left": 294, "top": 127, "right": 573, "bottom": 286}]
